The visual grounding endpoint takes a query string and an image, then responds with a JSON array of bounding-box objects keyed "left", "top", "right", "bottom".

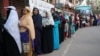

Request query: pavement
[{"left": 41, "top": 26, "right": 100, "bottom": 56}]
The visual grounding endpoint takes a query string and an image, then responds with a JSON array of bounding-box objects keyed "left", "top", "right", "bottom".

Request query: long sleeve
[
  {"left": 32, "top": 14, "right": 42, "bottom": 30},
  {"left": 26, "top": 17, "right": 35, "bottom": 40},
  {"left": 37, "top": 15, "right": 42, "bottom": 29}
]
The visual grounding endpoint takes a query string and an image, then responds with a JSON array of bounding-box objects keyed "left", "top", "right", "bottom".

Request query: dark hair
[
  {"left": 21, "top": 9, "right": 23, "bottom": 15},
  {"left": 33, "top": 7, "right": 39, "bottom": 15}
]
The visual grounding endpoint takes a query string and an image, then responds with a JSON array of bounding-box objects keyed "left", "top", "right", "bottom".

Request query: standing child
[{"left": 64, "top": 14, "right": 69, "bottom": 39}]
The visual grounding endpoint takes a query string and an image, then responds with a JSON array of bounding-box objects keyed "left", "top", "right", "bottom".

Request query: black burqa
[
  {"left": 68, "top": 15, "right": 72, "bottom": 38},
  {"left": 93, "top": 15, "right": 97, "bottom": 26},
  {"left": 41, "top": 25, "right": 53, "bottom": 53},
  {"left": 32, "top": 12, "right": 42, "bottom": 54},
  {"left": 2, "top": 7, "right": 21, "bottom": 56},
  {"left": 59, "top": 16, "right": 66, "bottom": 44},
  {"left": 41, "top": 14, "right": 54, "bottom": 53}
]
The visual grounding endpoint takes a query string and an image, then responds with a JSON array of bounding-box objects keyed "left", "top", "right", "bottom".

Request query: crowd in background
[{"left": 0, "top": 6, "right": 100, "bottom": 56}]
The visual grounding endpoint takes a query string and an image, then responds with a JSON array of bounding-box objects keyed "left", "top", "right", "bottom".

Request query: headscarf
[
  {"left": 42, "top": 11, "right": 54, "bottom": 26},
  {"left": 4, "top": 6, "right": 22, "bottom": 53}
]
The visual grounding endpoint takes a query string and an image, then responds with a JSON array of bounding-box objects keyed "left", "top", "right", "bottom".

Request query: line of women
[
  {"left": 35, "top": 8, "right": 75, "bottom": 55},
  {"left": 0, "top": 6, "right": 75, "bottom": 56}
]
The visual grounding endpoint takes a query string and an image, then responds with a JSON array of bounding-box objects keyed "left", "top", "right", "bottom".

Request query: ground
[{"left": 41, "top": 26, "right": 100, "bottom": 56}]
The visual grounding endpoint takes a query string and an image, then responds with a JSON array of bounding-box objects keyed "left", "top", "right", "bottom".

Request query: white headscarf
[
  {"left": 42, "top": 10, "right": 54, "bottom": 26},
  {"left": 48, "top": 11, "right": 54, "bottom": 25},
  {"left": 4, "top": 6, "right": 22, "bottom": 53}
]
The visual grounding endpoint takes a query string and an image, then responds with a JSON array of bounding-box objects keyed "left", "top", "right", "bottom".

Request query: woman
[
  {"left": 58, "top": 12, "right": 66, "bottom": 43},
  {"left": 90, "top": 14, "right": 94, "bottom": 26},
  {"left": 68, "top": 13, "right": 75, "bottom": 37},
  {"left": 64, "top": 13, "right": 69, "bottom": 39},
  {"left": 2, "top": 6, "right": 22, "bottom": 56},
  {"left": 71, "top": 14, "right": 75, "bottom": 34},
  {"left": 41, "top": 11, "right": 54, "bottom": 53},
  {"left": 75, "top": 14, "right": 80, "bottom": 31},
  {"left": 51, "top": 8, "right": 60, "bottom": 50},
  {"left": 19, "top": 6, "right": 35, "bottom": 56},
  {"left": 93, "top": 14, "right": 97, "bottom": 26},
  {"left": 32, "top": 8, "right": 42, "bottom": 55}
]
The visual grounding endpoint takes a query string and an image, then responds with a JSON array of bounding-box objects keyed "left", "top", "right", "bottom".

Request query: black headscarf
[
  {"left": 58, "top": 12, "right": 66, "bottom": 24},
  {"left": 52, "top": 11, "right": 60, "bottom": 21},
  {"left": 33, "top": 7, "right": 39, "bottom": 15},
  {"left": 4, "top": 8, "right": 12, "bottom": 24}
]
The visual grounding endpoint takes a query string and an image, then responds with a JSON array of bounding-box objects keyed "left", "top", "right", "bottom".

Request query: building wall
[
  {"left": 71, "top": 0, "right": 77, "bottom": 5},
  {"left": 0, "top": 0, "right": 9, "bottom": 17},
  {"left": 43, "top": 0, "right": 48, "bottom": 2},
  {"left": 59, "top": 0, "right": 66, "bottom": 4},
  {"left": 95, "top": 0, "right": 100, "bottom": 10},
  {"left": 88, "top": 0, "right": 100, "bottom": 10},
  {"left": 1, "top": 0, "right": 26, "bottom": 17},
  {"left": 42, "top": 0, "right": 56, "bottom": 7},
  {"left": 51, "top": 0, "right": 56, "bottom": 7},
  {"left": 9, "top": 0, "right": 26, "bottom": 16}
]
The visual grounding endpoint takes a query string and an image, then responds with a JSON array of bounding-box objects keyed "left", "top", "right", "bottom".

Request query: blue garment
[
  {"left": 53, "top": 20, "right": 60, "bottom": 50},
  {"left": 34, "top": 29, "right": 42, "bottom": 54},
  {"left": 97, "top": 19, "right": 100, "bottom": 25},
  {"left": 71, "top": 23, "right": 75, "bottom": 34},
  {"left": 20, "top": 31, "right": 29, "bottom": 43}
]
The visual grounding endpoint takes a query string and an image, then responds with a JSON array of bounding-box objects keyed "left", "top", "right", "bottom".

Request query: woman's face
[
  {"left": 34, "top": 9, "right": 38, "bottom": 15},
  {"left": 51, "top": 9, "right": 55, "bottom": 14},
  {"left": 23, "top": 8, "right": 28, "bottom": 15}
]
